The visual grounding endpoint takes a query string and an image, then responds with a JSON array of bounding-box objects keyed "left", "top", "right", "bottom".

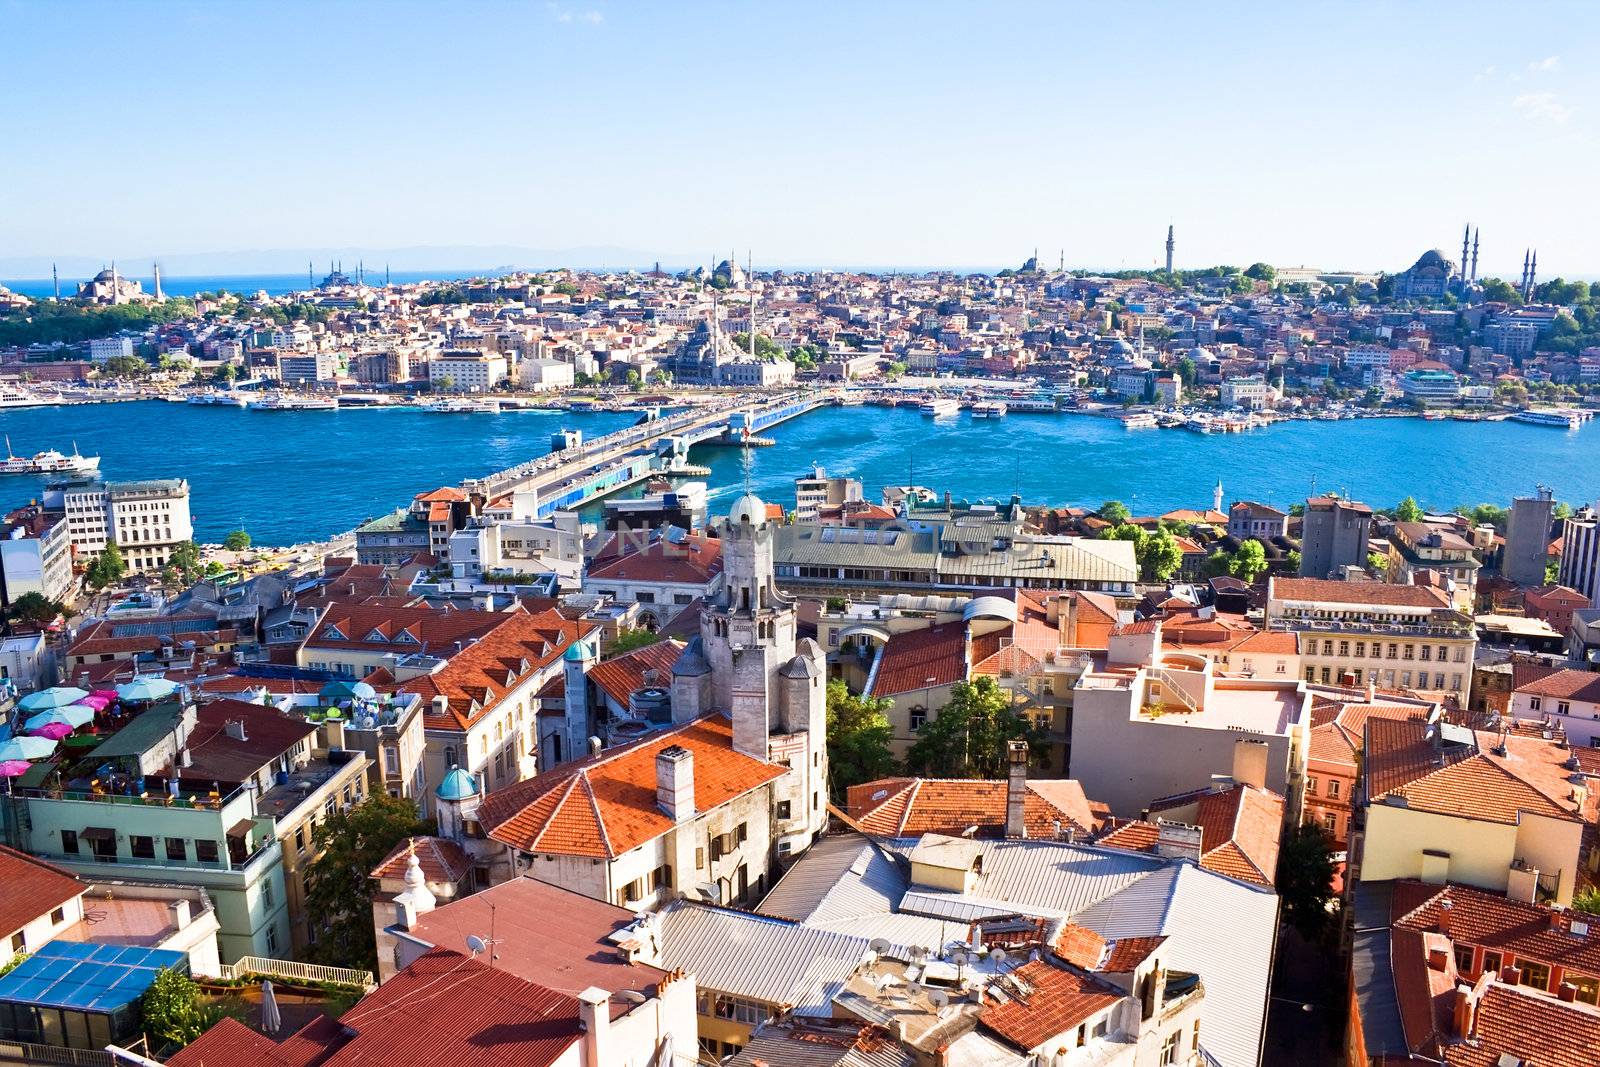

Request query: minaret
[
  {"left": 1165, "top": 225, "right": 1175, "bottom": 275},
  {"left": 385, "top": 263, "right": 390, "bottom": 287},
  {"left": 51, "top": 264, "right": 59, "bottom": 301},
  {"left": 152, "top": 263, "right": 163, "bottom": 302},
  {"left": 1520, "top": 249, "right": 1530, "bottom": 295},
  {"left": 1470, "top": 229, "right": 1479, "bottom": 282},
  {"left": 1213, "top": 479, "right": 1224, "bottom": 514},
  {"left": 1460, "top": 224, "right": 1471, "bottom": 285},
  {"left": 308, "top": 261, "right": 314, "bottom": 289},
  {"left": 111, "top": 261, "right": 119, "bottom": 304},
  {"left": 1528, "top": 250, "right": 1537, "bottom": 299}
]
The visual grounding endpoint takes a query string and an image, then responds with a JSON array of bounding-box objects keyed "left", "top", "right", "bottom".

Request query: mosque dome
[
  {"left": 1408, "top": 250, "right": 1453, "bottom": 276},
  {"left": 728, "top": 492, "right": 767, "bottom": 525},
  {"left": 93, "top": 269, "right": 117, "bottom": 283},
  {"left": 435, "top": 767, "right": 480, "bottom": 802},
  {"left": 563, "top": 640, "right": 592, "bottom": 662}
]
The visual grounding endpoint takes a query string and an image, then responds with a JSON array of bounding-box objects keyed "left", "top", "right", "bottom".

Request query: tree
[
  {"left": 1137, "top": 528, "right": 1184, "bottom": 582},
  {"left": 1201, "top": 550, "right": 1232, "bottom": 579},
  {"left": 885, "top": 361, "right": 907, "bottom": 378},
  {"left": 167, "top": 540, "right": 203, "bottom": 585},
  {"left": 1097, "top": 500, "right": 1131, "bottom": 525},
  {"left": 1176, "top": 357, "right": 1196, "bottom": 387},
  {"left": 906, "top": 676, "right": 1046, "bottom": 779},
  {"left": 1228, "top": 539, "right": 1269, "bottom": 583},
  {"left": 102, "top": 354, "right": 150, "bottom": 379},
  {"left": 222, "top": 529, "right": 251, "bottom": 552},
  {"left": 1285, "top": 549, "right": 1302, "bottom": 573},
  {"left": 1243, "top": 262, "right": 1276, "bottom": 283},
  {"left": 433, "top": 374, "right": 455, "bottom": 392},
  {"left": 826, "top": 680, "right": 898, "bottom": 802},
  {"left": 1367, "top": 551, "right": 1389, "bottom": 574},
  {"left": 140, "top": 967, "right": 212, "bottom": 1049},
  {"left": 1479, "top": 277, "right": 1523, "bottom": 305},
  {"left": 1276, "top": 823, "right": 1337, "bottom": 941},
  {"left": 304, "top": 794, "right": 431, "bottom": 972},
  {"left": 1393, "top": 496, "right": 1424, "bottom": 523},
  {"left": 85, "top": 543, "right": 126, "bottom": 589},
  {"left": 212, "top": 362, "right": 238, "bottom": 384},
  {"left": 1574, "top": 886, "right": 1600, "bottom": 917},
  {"left": 609, "top": 627, "right": 664, "bottom": 654},
  {"left": 625, "top": 370, "right": 642, "bottom": 391},
  {"left": 6, "top": 591, "right": 63, "bottom": 629}
]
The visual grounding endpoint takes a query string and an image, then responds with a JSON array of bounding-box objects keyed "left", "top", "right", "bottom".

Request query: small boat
[
  {"left": 1006, "top": 395, "right": 1058, "bottom": 413},
  {"left": 919, "top": 396, "right": 961, "bottom": 416},
  {"left": 971, "top": 400, "right": 1009, "bottom": 418},
  {"left": 1120, "top": 412, "right": 1158, "bottom": 429},
  {"left": 0, "top": 437, "right": 100, "bottom": 475}
]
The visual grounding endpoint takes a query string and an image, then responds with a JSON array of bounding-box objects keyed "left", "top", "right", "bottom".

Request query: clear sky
[{"left": 2, "top": 0, "right": 1596, "bottom": 276}]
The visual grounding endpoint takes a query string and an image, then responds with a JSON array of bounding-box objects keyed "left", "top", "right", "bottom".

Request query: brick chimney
[
  {"left": 1005, "top": 740, "right": 1028, "bottom": 839},
  {"left": 656, "top": 745, "right": 694, "bottom": 822},
  {"left": 1451, "top": 987, "right": 1476, "bottom": 1039},
  {"left": 1437, "top": 898, "right": 1453, "bottom": 938}
]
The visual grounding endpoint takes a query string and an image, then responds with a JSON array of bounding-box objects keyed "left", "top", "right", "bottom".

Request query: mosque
[{"left": 75, "top": 264, "right": 157, "bottom": 305}]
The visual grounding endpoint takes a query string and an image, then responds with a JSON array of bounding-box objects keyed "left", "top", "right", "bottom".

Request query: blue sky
[{"left": 1, "top": 1, "right": 1596, "bottom": 276}]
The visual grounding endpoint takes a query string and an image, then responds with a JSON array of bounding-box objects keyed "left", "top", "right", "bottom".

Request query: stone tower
[{"left": 671, "top": 491, "right": 828, "bottom": 847}]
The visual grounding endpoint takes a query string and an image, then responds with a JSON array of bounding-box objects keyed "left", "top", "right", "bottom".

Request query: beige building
[
  {"left": 47, "top": 478, "right": 194, "bottom": 573},
  {"left": 1386, "top": 520, "right": 1481, "bottom": 610}
]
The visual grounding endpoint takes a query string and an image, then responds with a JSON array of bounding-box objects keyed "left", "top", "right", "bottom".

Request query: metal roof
[
  {"left": 0, "top": 941, "right": 186, "bottom": 1013},
  {"left": 758, "top": 834, "right": 906, "bottom": 925}
]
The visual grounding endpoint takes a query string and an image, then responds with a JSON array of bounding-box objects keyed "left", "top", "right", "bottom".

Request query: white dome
[{"left": 728, "top": 492, "right": 767, "bottom": 525}]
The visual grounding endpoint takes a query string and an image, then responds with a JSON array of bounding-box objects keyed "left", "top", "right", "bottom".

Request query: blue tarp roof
[{"left": 0, "top": 941, "right": 185, "bottom": 1013}]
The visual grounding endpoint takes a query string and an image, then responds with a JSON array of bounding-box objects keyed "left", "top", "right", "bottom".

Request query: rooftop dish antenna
[
  {"left": 868, "top": 937, "right": 893, "bottom": 956},
  {"left": 926, "top": 988, "right": 950, "bottom": 1010}
]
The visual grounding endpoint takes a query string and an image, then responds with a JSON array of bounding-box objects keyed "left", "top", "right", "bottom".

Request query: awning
[
  {"left": 226, "top": 819, "right": 256, "bottom": 839},
  {"left": 80, "top": 826, "right": 116, "bottom": 843}
]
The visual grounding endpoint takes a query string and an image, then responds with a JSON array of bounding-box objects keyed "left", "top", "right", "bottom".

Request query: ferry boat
[
  {"left": 248, "top": 394, "right": 340, "bottom": 412},
  {"left": 0, "top": 438, "right": 100, "bottom": 475},
  {"left": 1005, "top": 394, "right": 1059, "bottom": 413},
  {"left": 1120, "top": 412, "right": 1159, "bottom": 429},
  {"left": 1511, "top": 408, "right": 1583, "bottom": 429},
  {"left": 970, "top": 400, "right": 1009, "bottom": 418},
  {"left": 919, "top": 396, "right": 961, "bottom": 417},
  {"left": 421, "top": 398, "right": 502, "bottom": 414},
  {"left": 186, "top": 391, "right": 249, "bottom": 408},
  {"left": 0, "top": 388, "right": 48, "bottom": 410}
]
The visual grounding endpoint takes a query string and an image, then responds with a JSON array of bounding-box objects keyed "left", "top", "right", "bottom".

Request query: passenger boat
[
  {"left": 1121, "top": 412, "right": 1158, "bottom": 429},
  {"left": 919, "top": 396, "right": 961, "bottom": 416},
  {"left": 421, "top": 398, "right": 502, "bottom": 414},
  {"left": 248, "top": 394, "right": 340, "bottom": 411},
  {"left": 970, "top": 400, "right": 1008, "bottom": 418},
  {"left": 1510, "top": 409, "right": 1583, "bottom": 429},
  {"left": 0, "top": 438, "right": 100, "bottom": 475}
]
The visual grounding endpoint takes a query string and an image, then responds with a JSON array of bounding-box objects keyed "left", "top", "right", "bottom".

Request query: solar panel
[{"left": 0, "top": 941, "right": 187, "bottom": 1014}]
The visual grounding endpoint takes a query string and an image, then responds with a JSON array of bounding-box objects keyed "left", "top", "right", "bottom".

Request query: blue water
[
  {"left": 2, "top": 271, "right": 491, "bottom": 300},
  {"left": 1, "top": 402, "right": 1597, "bottom": 545}
]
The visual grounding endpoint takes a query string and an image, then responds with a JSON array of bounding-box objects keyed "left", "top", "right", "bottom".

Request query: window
[
  {"left": 1354, "top": 641, "right": 1366, "bottom": 658},
  {"left": 1454, "top": 944, "right": 1476, "bottom": 975},
  {"left": 1306, "top": 777, "right": 1318, "bottom": 795},
  {"left": 1160, "top": 1030, "right": 1182, "bottom": 1066},
  {"left": 295, "top": 827, "right": 306, "bottom": 854},
  {"left": 1571, "top": 973, "right": 1600, "bottom": 1006},
  {"left": 60, "top": 830, "right": 78, "bottom": 855},
  {"left": 263, "top": 880, "right": 274, "bottom": 908},
  {"left": 695, "top": 847, "right": 705, "bottom": 870},
  {"left": 1519, "top": 961, "right": 1551, "bottom": 991},
  {"left": 1559, "top": 701, "right": 1572, "bottom": 716},
  {"left": 1323, "top": 812, "right": 1337, "bottom": 832},
  {"left": 195, "top": 840, "right": 220, "bottom": 864},
  {"left": 1482, "top": 951, "right": 1502, "bottom": 976},
  {"left": 776, "top": 801, "right": 791, "bottom": 820},
  {"left": 266, "top": 926, "right": 279, "bottom": 954},
  {"left": 1338, "top": 641, "right": 1349, "bottom": 657},
  {"left": 9, "top": 933, "right": 22, "bottom": 953},
  {"left": 1530, "top": 697, "right": 1542, "bottom": 712},
  {"left": 909, "top": 706, "right": 927, "bottom": 731},
  {"left": 1327, "top": 779, "right": 1341, "bottom": 798},
  {"left": 49, "top": 907, "right": 65, "bottom": 925},
  {"left": 130, "top": 836, "right": 154, "bottom": 860}
]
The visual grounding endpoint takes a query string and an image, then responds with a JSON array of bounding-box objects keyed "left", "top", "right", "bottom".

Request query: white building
[
  {"left": 1344, "top": 346, "right": 1393, "bottom": 385},
  {"left": 1506, "top": 669, "right": 1600, "bottom": 748},
  {"left": 1218, "top": 375, "right": 1273, "bottom": 409},
  {"left": 0, "top": 506, "right": 75, "bottom": 607},
  {"left": 45, "top": 478, "right": 194, "bottom": 573},
  {"left": 429, "top": 350, "right": 506, "bottom": 391},
  {"left": 87, "top": 336, "right": 135, "bottom": 363},
  {"left": 516, "top": 357, "right": 575, "bottom": 391}
]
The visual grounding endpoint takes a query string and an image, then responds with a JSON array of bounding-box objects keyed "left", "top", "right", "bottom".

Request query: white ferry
[
  {"left": 1121, "top": 412, "right": 1159, "bottom": 429},
  {"left": 186, "top": 391, "right": 249, "bottom": 408},
  {"left": 0, "top": 438, "right": 100, "bottom": 475},
  {"left": 248, "top": 394, "right": 340, "bottom": 412},
  {"left": 1005, "top": 394, "right": 1059, "bottom": 413},
  {"left": 919, "top": 396, "right": 961, "bottom": 417},
  {"left": 421, "top": 398, "right": 502, "bottom": 414},
  {"left": 1511, "top": 409, "right": 1584, "bottom": 429},
  {"left": 971, "top": 400, "right": 1009, "bottom": 418}
]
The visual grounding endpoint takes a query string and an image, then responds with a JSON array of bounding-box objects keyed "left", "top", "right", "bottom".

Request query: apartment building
[
  {"left": 1265, "top": 577, "right": 1477, "bottom": 701},
  {"left": 1387, "top": 520, "right": 1481, "bottom": 610},
  {"left": 45, "top": 478, "right": 194, "bottom": 573},
  {"left": 793, "top": 464, "right": 863, "bottom": 523},
  {"left": 0, "top": 504, "right": 75, "bottom": 608},
  {"left": 428, "top": 349, "right": 506, "bottom": 390},
  {"left": 1298, "top": 494, "right": 1372, "bottom": 579},
  {"left": 1558, "top": 503, "right": 1600, "bottom": 602}
]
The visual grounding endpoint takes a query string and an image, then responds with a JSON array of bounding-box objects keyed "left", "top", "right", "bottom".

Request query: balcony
[{"left": 1268, "top": 616, "right": 1471, "bottom": 639}]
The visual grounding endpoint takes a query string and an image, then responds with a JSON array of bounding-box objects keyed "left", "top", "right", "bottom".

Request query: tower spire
[
  {"left": 1470, "top": 229, "right": 1479, "bottom": 282},
  {"left": 1461, "top": 223, "right": 1470, "bottom": 285},
  {"left": 1165, "top": 224, "right": 1175, "bottom": 275},
  {"left": 51, "top": 263, "right": 59, "bottom": 301},
  {"left": 152, "top": 262, "right": 163, "bottom": 302}
]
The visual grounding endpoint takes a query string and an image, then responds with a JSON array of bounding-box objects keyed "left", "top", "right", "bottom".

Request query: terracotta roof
[
  {"left": 866, "top": 621, "right": 967, "bottom": 697},
  {"left": 1443, "top": 983, "right": 1600, "bottom": 1067},
  {"left": 370, "top": 836, "right": 473, "bottom": 884},
  {"left": 305, "top": 602, "right": 507, "bottom": 655},
  {"left": 478, "top": 714, "right": 785, "bottom": 858},
  {"left": 1396, "top": 882, "right": 1600, "bottom": 977},
  {"left": 1513, "top": 668, "right": 1600, "bottom": 703},
  {"left": 1270, "top": 577, "right": 1452, "bottom": 609},
  {"left": 399, "top": 608, "right": 598, "bottom": 731},
  {"left": 1102, "top": 935, "right": 1167, "bottom": 973},
  {"left": 586, "top": 531, "right": 723, "bottom": 586},
  {"left": 0, "top": 846, "right": 82, "bottom": 940},
  {"left": 978, "top": 959, "right": 1123, "bottom": 1051},
  {"left": 1365, "top": 719, "right": 1577, "bottom": 826},
  {"left": 1097, "top": 784, "right": 1284, "bottom": 887},
  {"left": 844, "top": 777, "right": 1106, "bottom": 839},
  {"left": 1309, "top": 698, "right": 1434, "bottom": 770},
  {"left": 1052, "top": 923, "right": 1107, "bottom": 970},
  {"left": 584, "top": 640, "right": 684, "bottom": 707}
]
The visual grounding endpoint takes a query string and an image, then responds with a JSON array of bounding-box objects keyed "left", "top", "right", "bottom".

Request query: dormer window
[
  {"left": 323, "top": 626, "right": 345, "bottom": 641},
  {"left": 365, "top": 629, "right": 388, "bottom": 643}
]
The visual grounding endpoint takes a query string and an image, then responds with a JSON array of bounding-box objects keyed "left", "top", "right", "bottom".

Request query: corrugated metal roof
[{"left": 759, "top": 835, "right": 905, "bottom": 924}]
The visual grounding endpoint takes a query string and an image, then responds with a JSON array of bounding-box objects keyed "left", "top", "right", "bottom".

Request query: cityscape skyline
[{"left": 3, "top": 1, "right": 1598, "bottom": 276}]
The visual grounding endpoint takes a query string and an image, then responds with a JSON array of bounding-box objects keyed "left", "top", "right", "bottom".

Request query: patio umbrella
[
  {"left": 260, "top": 980, "right": 281, "bottom": 1035},
  {"left": 0, "top": 760, "right": 32, "bottom": 777},
  {"left": 18, "top": 686, "right": 89, "bottom": 711},
  {"left": 320, "top": 679, "right": 376, "bottom": 701},
  {"left": 116, "top": 677, "right": 180, "bottom": 703},
  {"left": 24, "top": 705, "right": 94, "bottom": 732},
  {"left": 0, "top": 736, "right": 58, "bottom": 761},
  {"left": 28, "top": 722, "right": 73, "bottom": 742},
  {"left": 79, "top": 692, "right": 114, "bottom": 710}
]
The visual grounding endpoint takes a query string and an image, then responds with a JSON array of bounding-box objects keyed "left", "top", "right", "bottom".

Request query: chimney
[
  {"left": 578, "top": 987, "right": 610, "bottom": 1067},
  {"left": 1548, "top": 909, "right": 1565, "bottom": 933},
  {"left": 1437, "top": 898, "right": 1453, "bottom": 938},
  {"left": 1451, "top": 987, "right": 1476, "bottom": 1039},
  {"left": 1231, "top": 738, "right": 1269, "bottom": 791},
  {"left": 656, "top": 745, "right": 695, "bottom": 822},
  {"left": 1500, "top": 965, "right": 1521, "bottom": 985},
  {"left": 1005, "top": 740, "right": 1029, "bottom": 839},
  {"left": 167, "top": 899, "right": 191, "bottom": 930},
  {"left": 224, "top": 719, "right": 247, "bottom": 742}
]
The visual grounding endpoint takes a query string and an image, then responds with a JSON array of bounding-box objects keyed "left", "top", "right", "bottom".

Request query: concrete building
[
  {"left": 1505, "top": 668, "right": 1600, "bottom": 748},
  {"left": 1557, "top": 502, "right": 1600, "bottom": 603},
  {"left": 1298, "top": 495, "right": 1372, "bottom": 579},
  {"left": 1399, "top": 367, "right": 1462, "bottom": 407},
  {"left": 1218, "top": 375, "right": 1272, "bottom": 409},
  {"left": 1504, "top": 487, "right": 1555, "bottom": 587},
  {"left": 350, "top": 349, "right": 410, "bottom": 384},
  {"left": 0, "top": 505, "right": 75, "bottom": 609},
  {"left": 87, "top": 335, "right": 135, "bottom": 362},
  {"left": 1387, "top": 521, "right": 1481, "bottom": 610},
  {"left": 428, "top": 350, "right": 506, "bottom": 391},
  {"left": 516, "top": 357, "right": 575, "bottom": 390},
  {"left": 276, "top": 351, "right": 337, "bottom": 384},
  {"left": 793, "top": 464, "right": 863, "bottom": 523},
  {"left": 46, "top": 478, "right": 194, "bottom": 574}
]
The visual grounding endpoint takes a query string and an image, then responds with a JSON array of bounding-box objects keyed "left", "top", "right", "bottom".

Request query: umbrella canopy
[
  {"left": 18, "top": 686, "right": 89, "bottom": 712},
  {"left": 0, "top": 736, "right": 58, "bottom": 761},
  {"left": 28, "top": 722, "right": 73, "bottom": 742},
  {"left": 0, "top": 760, "right": 31, "bottom": 777},
  {"left": 116, "top": 677, "right": 180, "bottom": 703},
  {"left": 259, "top": 981, "right": 281, "bottom": 1035},
  {"left": 319, "top": 679, "right": 376, "bottom": 701},
  {"left": 79, "top": 692, "right": 115, "bottom": 710},
  {"left": 24, "top": 705, "right": 95, "bottom": 732}
]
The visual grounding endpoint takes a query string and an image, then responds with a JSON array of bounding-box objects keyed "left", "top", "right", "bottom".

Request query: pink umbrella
[
  {"left": 28, "top": 722, "right": 74, "bottom": 741},
  {"left": 0, "top": 760, "right": 31, "bottom": 777},
  {"left": 80, "top": 693, "right": 114, "bottom": 710}
]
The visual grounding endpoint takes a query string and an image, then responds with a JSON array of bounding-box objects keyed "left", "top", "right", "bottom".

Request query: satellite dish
[
  {"left": 909, "top": 946, "right": 930, "bottom": 961},
  {"left": 868, "top": 937, "right": 892, "bottom": 955},
  {"left": 927, "top": 988, "right": 950, "bottom": 1009},
  {"left": 466, "top": 935, "right": 488, "bottom": 955},
  {"left": 990, "top": 948, "right": 1008, "bottom": 966},
  {"left": 616, "top": 989, "right": 647, "bottom": 1004},
  {"left": 950, "top": 951, "right": 969, "bottom": 968}
]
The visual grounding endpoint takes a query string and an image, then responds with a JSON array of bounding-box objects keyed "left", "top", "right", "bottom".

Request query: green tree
[
  {"left": 826, "top": 680, "right": 898, "bottom": 802},
  {"left": 139, "top": 968, "right": 211, "bottom": 1049},
  {"left": 1574, "top": 886, "right": 1600, "bottom": 917},
  {"left": 212, "top": 362, "right": 237, "bottom": 384},
  {"left": 1243, "top": 262, "right": 1276, "bottom": 283},
  {"left": 1455, "top": 503, "right": 1508, "bottom": 531},
  {"left": 1367, "top": 551, "right": 1389, "bottom": 574},
  {"left": 1276, "top": 823, "right": 1337, "bottom": 941},
  {"left": 1097, "top": 500, "right": 1131, "bottom": 525},
  {"left": 304, "top": 794, "right": 431, "bottom": 972},
  {"left": 906, "top": 676, "right": 1046, "bottom": 779},
  {"left": 1201, "top": 550, "right": 1232, "bottom": 579},
  {"left": 1479, "top": 277, "right": 1523, "bottom": 305},
  {"left": 85, "top": 543, "right": 126, "bottom": 589},
  {"left": 1393, "top": 496, "right": 1424, "bottom": 523},
  {"left": 609, "top": 627, "right": 664, "bottom": 654},
  {"left": 6, "top": 591, "right": 63, "bottom": 629},
  {"left": 222, "top": 529, "right": 251, "bottom": 552},
  {"left": 101, "top": 354, "right": 150, "bottom": 379},
  {"left": 1137, "top": 528, "right": 1184, "bottom": 582},
  {"left": 1176, "top": 357, "right": 1196, "bottom": 387},
  {"left": 625, "top": 370, "right": 642, "bottom": 391},
  {"left": 1285, "top": 549, "right": 1302, "bottom": 573},
  {"left": 1228, "top": 539, "right": 1269, "bottom": 583},
  {"left": 167, "top": 540, "right": 203, "bottom": 584},
  {"left": 1546, "top": 559, "right": 1561, "bottom": 584}
]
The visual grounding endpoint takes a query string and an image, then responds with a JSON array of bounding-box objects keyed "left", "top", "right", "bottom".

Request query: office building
[
  {"left": 1298, "top": 494, "right": 1372, "bottom": 579},
  {"left": 1558, "top": 503, "right": 1600, "bottom": 602},
  {"left": 1504, "top": 487, "right": 1555, "bottom": 587}
]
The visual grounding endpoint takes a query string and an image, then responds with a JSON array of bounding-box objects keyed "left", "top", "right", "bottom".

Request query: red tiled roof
[
  {"left": 844, "top": 777, "right": 1105, "bottom": 839},
  {"left": 586, "top": 531, "right": 723, "bottom": 586},
  {"left": 306, "top": 602, "right": 508, "bottom": 655},
  {"left": 1513, "top": 668, "right": 1600, "bottom": 702},
  {"left": 165, "top": 699, "right": 318, "bottom": 786},
  {"left": 370, "top": 836, "right": 473, "bottom": 885},
  {"left": 1271, "top": 577, "right": 1452, "bottom": 609},
  {"left": 1365, "top": 719, "right": 1576, "bottom": 826},
  {"left": 867, "top": 621, "right": 966, "bottom": 697},
  {"left": 1442, "top": 983, "right": 1600, "bottom": 1067},
  {"left": 1102, "top": 936, "right": 1167, "bottom": 972},
  {"left": 0, "top": 846, "right": 82, "bottom": 940},
  {"left": 584, "top": 640, "right": 684, "bottom": 707},
  {"left": 1052, "top": 923, "right": 1107, "bottom": 970},
  {"left": 1097, "top": 784, "right": 1284, "bottom": 887},
  {"left": 978, "top": 959, "right": 1122, "bottom": 1051},
  {"left": 1394, "top": 881, "right": 1600, "bottom": 977},
  {"left": 478, "top": 714, "right": 785, "bottom": 858}
]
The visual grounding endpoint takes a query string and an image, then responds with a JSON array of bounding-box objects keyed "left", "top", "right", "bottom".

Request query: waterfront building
[
  {"left": 86, "top": 335, "right": 135, "bottom": 363},
  {"left": 45, "top": 477, "right": 194, "bottom": 574},
  {"left": 275, "top": 351, "right": 336, "bottom": 384},
  {"left": 1298, "top": 494, "right": 1372, "bottom": 579},
  {"left": 792, "top": 464, "right": 863, "bottom": 523},
  {"left": 1399, "top": 367, "right": 1462, "bottom": 406},
  {"left": 1226, "top": 500, "right": 1288, "bottom": 540},
  {"left": 1343, "top": 345, "right": 1393, "bottom": 385},
  {"left": 1557, "top": 502, "right": 1600, "bottom": 603},
  {"left": 1265, "top": 577, "right": 1477, "bottom": 700},
  {"left": 1218, "top": 375, "right": 1273, "bottom": 409},
  {"left": 0, "top": 504, "right": 75, "bottom": 610},
  {"left": 1386, "top": 520, "right": 1481, "bottom": 610},
  {"left": 354, "top": 486, "right": 477, "bottom": 566},
  {"left": 1504, "top": 487, "right": 1556, "bottom": 587},
  {"left": 515, "top": 356, "right": 575, "bottom": 390},
  {"left": 350, "top": 349, "right": 410, "bottom": 384},
  {"left": 428, "top": 349, "right": 506, "bottom": 391}
]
